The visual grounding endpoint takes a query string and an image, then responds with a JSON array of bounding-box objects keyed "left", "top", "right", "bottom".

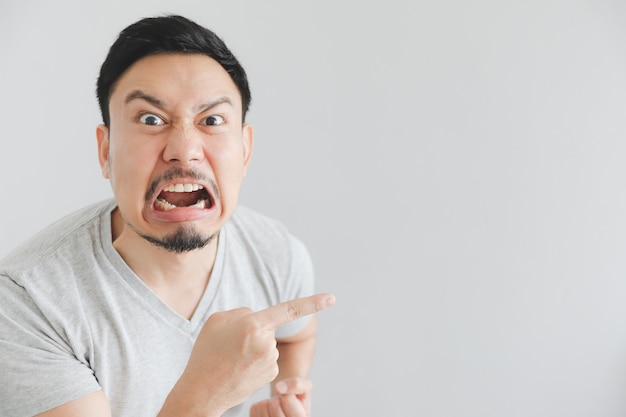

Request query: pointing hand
[{"left": 173, "top": 293, "right": 336, "bottom": 415}]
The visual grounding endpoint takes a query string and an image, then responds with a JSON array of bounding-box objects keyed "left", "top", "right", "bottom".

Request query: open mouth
[{"left": 154, "top": 183, "right": 214, "bottom": 212}]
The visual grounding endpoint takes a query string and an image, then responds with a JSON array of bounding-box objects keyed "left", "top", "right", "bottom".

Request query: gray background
[{"left": 2, "top": 1, "right": 626, "bottom": 416}]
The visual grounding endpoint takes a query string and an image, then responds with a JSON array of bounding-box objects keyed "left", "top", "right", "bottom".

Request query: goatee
[{"left": 138, "top": 225, "right": 215, "bottom": 254}]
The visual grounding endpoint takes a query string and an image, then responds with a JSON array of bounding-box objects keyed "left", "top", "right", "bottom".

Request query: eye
[
  {"left": 201, "top": 115, "right": 225, "bottom": 126},
  {"left": 139, "top": 113, "right": 165, "bottom": 126}
]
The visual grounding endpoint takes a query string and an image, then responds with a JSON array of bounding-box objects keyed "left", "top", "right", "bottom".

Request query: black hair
[{"left": 96, "top": 14, "right": 251, "bottom": 126}]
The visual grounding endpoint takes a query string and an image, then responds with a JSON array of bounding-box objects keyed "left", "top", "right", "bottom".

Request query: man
[{"left": 0, "top": 15, "right": 335, "bottom": 417}]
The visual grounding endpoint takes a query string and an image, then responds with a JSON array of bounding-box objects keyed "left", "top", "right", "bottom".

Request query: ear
[
  {"left": 242, "top": 124, "right": 254, "bottom": 176},
  {"left": 96, "top": 124, "right": 111, "bottom": 179}
]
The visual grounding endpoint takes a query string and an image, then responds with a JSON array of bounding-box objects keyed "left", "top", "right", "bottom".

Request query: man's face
[{"left": 97, "top": 53, "right": 253, "bottom": 253}]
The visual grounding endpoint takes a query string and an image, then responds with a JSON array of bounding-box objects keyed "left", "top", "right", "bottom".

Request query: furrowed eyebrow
[
  {"left": 125, "top": 90, "right": 166, "bottom": 108},
  {"left": 124, "top": 91, "right": 233, "bottom": 114},
  {"left": 196, "top": 97, "right": 233, "bottom": 113}
]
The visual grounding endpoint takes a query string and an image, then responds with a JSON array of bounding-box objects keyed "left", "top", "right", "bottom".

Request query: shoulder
[
  {"left": 0, "top": 199, "right": 115, "bottom": 276},
  {"left": 224, "top": 205, "right": 312, "bottom": 270},
  {"left": 228, "top": 205, "right": 290, "bottom": 237},
  {"left": 225, "top": 205, "right": 307, "bottom": 254}
]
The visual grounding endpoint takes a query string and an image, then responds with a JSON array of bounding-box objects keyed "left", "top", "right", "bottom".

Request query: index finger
[{"left": 255, "top": 293, "right": 336, "bottom": 330}]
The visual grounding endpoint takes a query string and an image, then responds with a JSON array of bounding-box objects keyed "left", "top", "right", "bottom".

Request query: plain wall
[{"left": 2, "top": 1, "right": 626, "bottom": 416}]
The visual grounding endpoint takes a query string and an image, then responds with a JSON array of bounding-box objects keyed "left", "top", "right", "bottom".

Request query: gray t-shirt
[{"left": 0, "top": 199, "right": 314, "bottom": 417}]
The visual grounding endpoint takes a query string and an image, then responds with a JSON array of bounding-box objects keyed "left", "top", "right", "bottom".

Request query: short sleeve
[{"left": 0, "top": 273, "right": 101, "bottom": 417}]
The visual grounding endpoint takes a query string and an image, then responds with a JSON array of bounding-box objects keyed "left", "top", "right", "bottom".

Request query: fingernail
[
  {"left": 275, "top": 381, "right": 287, "bottom": 394},
  {"left": 324, "top": 295, "right": 336, "bottom": 307}
]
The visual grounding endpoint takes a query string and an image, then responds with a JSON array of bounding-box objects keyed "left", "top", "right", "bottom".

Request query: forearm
[
  {"left": 276, "top": 336, "right": 316, "bottom": 382},
  {"left": 274, "top": 317, "right": 319, "bottom": 390},
  {"left": 157, "top": 379, "right": 227, "bottom": 417}
]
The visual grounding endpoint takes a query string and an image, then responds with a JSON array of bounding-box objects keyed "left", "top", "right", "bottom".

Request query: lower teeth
[{"left": 156, "top": 198, "right": 208, "bottom": 211}]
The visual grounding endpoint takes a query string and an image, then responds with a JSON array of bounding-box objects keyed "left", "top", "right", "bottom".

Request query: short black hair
[{"left": 96, "top": 15, "right": 251, "bottom": 126}]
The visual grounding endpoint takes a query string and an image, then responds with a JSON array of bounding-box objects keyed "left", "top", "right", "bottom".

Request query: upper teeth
[{"left": 163, "top": 183, "right": 204, "bottom": 192}]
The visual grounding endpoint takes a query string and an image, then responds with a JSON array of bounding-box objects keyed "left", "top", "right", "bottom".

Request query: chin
[{"left": 138, "top": 225, "right": 216, "bottom": 254}]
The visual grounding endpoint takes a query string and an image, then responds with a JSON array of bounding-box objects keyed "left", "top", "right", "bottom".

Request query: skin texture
[{"left": 34, "top": 53, "right": 335, "bottom": 417}]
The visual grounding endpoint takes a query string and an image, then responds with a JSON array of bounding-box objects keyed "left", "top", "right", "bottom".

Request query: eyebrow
[
  {"left": 196, "top": 96, "right": 234, "bottom": 113},
  {"left": 124, "top": 90, "right": 234, "bottom": 113},
  {"left": 125, "top": 90, "right": 165, "bottom": 108}
]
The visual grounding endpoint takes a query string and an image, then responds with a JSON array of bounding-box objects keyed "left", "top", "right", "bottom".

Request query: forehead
[{"left": 109, "top": 53, "right": 242, "bottom": 111}]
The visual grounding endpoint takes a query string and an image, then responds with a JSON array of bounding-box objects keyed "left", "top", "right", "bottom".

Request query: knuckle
[
  {"left": 270, "top": 362, "right": 279, "bottom": 380},
  {"left": 286, "top": 302, "right": 302, "bottom": 322},
  {"left": 240, "top": 313, "right": 264, "bottom": 333}
]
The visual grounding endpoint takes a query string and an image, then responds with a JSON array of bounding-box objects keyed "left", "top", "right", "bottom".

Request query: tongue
[{"left": 159, "top": 190, "right": 202, "bottom": 207}]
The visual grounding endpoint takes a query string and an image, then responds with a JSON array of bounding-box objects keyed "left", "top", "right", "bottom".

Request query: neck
[{"left": 110, "top": 208, "right": 218, "bottom": 319}]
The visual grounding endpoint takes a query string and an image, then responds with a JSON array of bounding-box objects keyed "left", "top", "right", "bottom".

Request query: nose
[{"left": 162, "top": 123, "right": 204, "bottom": 164}]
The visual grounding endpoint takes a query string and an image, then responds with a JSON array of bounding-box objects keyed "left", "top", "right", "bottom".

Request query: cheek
[
  {"left": 211, "top": 147, "right": 246, "bottom": 183},
  {"left": 206, "top": 147, "right": 247, "bottom": 208},
  {"left": 108, "top": 140, "right": 157, "bottom": 194}
]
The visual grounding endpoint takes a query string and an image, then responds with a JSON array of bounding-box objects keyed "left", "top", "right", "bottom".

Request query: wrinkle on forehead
[{"left": 110, "top": 54, "right": 243, "bottom": 119}]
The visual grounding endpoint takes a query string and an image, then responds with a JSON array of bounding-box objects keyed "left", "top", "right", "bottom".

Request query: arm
[
  {"left": 275, "top": 316, "right": 318, "bottom": 385},
  {"left": 35, "top": 294, "right": 334, "bottom": 417},
  {"left": 249, "top": 317, "right": 319, "bottom": 417},
  {"left": 35, "top": 391, "right": 111, "bottom": 417}
]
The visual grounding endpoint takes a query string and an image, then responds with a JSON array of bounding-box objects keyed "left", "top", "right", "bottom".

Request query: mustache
[{"left": 144, "top": 167, "right": 220, "bottom": 203}]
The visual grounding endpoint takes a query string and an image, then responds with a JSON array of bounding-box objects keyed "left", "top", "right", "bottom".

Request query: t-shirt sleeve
[
  {"left": 0, "top": 273, "right": 101, "bottom": 417},
  {"left": 275, "top": 235, "right": 316, "bottom": 339}
]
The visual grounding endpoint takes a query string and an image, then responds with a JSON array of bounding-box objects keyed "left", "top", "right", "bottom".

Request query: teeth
[
  {"left": 155, "top": 198, "right": 209, "bottom": 211},
  {"left": 163, "top": 183, "right": 204, "bottom": 193},
  {"left": 156, "top": 198, "right": 177, "bottom": 211},
  {"left": 193, "top": 199, "right": 207, "bottom": 209}
]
